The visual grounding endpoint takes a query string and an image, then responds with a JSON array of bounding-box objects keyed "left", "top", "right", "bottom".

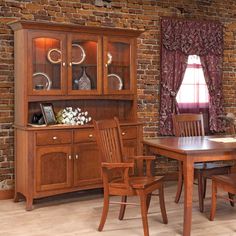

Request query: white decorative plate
[
  {"left": 108, "top": 74, "right": 123, "bottom": 90},
  {"left": 107, "top": 52, "right": 112, "bottom": 65},
  {"left": 32, "top": 72, "right": 52, "bottom": 90},
  {"left": 47, "top": 48, "right": 62, "bottom": 64},
  {"left": 72, "top": 43, "right": 86, "bottom": 65}
]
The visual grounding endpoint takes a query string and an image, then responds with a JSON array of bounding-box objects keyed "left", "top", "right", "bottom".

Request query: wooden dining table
[{"left": 143, "top": 135, "right": 236, "bottom": 236}]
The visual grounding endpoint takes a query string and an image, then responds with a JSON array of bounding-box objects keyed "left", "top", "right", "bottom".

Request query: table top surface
[{"left": 143, "top": 135, "right": 236, "bottom": 154}]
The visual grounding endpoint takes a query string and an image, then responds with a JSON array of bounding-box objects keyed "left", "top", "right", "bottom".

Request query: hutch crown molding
[{"left": 9, "top": 21, "right": 143, "bottom": 210}]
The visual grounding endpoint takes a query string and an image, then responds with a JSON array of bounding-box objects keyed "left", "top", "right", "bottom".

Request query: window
[
  {"left": 176, "top": 55, "right": 209, "bottom": 109},
  {"left": 176, "top": 55, "right": 210, "bottom": 133}
]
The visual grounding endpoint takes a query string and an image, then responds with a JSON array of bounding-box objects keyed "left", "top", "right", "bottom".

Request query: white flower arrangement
[{"left": 56, "top": 107, "right": 92, "bottom": 125}]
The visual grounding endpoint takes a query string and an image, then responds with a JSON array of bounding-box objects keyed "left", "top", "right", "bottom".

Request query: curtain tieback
[{"left": 162, "top": 84, "right": 176, "bottom": 97}]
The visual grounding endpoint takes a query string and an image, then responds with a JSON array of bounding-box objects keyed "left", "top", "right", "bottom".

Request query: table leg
[{"left": 183, "top": 159, "right": 194, "bottom": 236}]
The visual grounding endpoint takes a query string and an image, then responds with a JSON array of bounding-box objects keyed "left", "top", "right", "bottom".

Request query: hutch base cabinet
[
  {"left": 9, "top": 21, "right": 143, "bottom": 210},
  {"left": 14, "top": 124, "right": 142, "bottom": 210}
]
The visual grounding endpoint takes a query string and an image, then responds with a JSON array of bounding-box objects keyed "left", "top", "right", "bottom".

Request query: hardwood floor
[{"left": 1, "top": 182, "right": 236, "bottom": 236}]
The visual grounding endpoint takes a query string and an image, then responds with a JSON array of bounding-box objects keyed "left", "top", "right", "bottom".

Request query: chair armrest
[
  {"left": 101, "top": 162, "right": 134, "bottom": 169},
  {"left": 127, "top": 155, "right": 155, "bottom": 161},
  {"left": 101, "top": 162, "right": 134, "bottom": 186}
]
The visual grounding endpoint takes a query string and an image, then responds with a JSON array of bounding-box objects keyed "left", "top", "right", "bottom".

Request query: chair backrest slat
[
  {"left": 94, "top": 117, "right": 124, "bottom": 163},
  {"left": 172, "top": 113, "right": 205, "bottom": 137}
]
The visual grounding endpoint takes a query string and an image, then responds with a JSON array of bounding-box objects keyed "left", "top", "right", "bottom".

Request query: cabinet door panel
[
  {"left": 28, "top": 31, "right": 67, "bottom": 95},
  {"left": 67, "top": 34, "right": 102, "bottom": 95},
  {"left": 73, "top": 143, "right": 102, "bottom": 187},
  {"left": 35, "top": 145, "right": 72, "bottom": 192},
  {"left": 103, "top": 36, "right": 136, "bottom": 95}
]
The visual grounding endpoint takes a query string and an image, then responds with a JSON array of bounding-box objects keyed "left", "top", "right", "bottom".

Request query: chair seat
[
  {"left": 111, "top": 176, "right": 164, "bottom": 189},
  {"left": 210, "top": 173, "right": 236, "bottom": 220},
  {"left": 194, "top": 162, "right": 232, "bottom": 179},
  {"left": 194, "top": 162, "right": 232, "bottom": 170},
  {"left": 212, "top": 173, "right": 236, "bottom": 187}
]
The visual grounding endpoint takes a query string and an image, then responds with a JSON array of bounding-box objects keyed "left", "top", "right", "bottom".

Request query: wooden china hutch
[{"left": 9, "top": 21, "right": 143, "bottom": 210}]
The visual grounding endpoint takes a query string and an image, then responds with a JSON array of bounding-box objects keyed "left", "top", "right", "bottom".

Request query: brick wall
[
  {"left": 1, "top": 0, "right": 236, "bottom": 184},
  {"left": 0, "top": 15, "right": 15, "bottom": 189}
]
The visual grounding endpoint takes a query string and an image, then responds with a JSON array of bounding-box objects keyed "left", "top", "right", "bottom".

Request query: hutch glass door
[
  {"left": 29, "top": 32, "right": 66, "bottom": 95},
  {"left": 104, "top": 37, "right": 135, "bottom": 94},
  {"left": 68, "top": 34, "right": 102, "bottom": 95}
]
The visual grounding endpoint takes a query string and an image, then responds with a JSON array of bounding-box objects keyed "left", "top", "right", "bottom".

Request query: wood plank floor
[{"left": 0, "top": 182, "right": 236, "bottom": 236}]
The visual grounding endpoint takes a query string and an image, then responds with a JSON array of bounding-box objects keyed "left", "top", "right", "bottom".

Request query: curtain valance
[{"left": 162, "top": 18, "right": 223, "bottom": 56}]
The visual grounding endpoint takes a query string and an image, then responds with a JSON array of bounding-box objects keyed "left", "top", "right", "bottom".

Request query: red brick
[{"left": 0, "top": 0, "right": 236, "bottom": 177}]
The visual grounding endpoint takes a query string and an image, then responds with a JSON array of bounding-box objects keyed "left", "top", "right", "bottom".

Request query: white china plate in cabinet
[
  {"left": 108, "top": 74, "right": 123, "bottom": 90},
  {"left": 72, "top": 43, "right": 86, "bottom": 65},
  {"left": 32, "top": 72, "right": 52, "bottom": 90}
]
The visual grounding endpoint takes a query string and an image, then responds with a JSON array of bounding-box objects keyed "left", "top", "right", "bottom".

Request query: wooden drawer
[
  {"left": 121, "top": 126, "right": 137, "bottom": 140},
  {"left": 36, "top": 130, "right": 72, "bottom": 146},
  {"left": 74, "top": 129, "right": 96, "bottom": 143}
]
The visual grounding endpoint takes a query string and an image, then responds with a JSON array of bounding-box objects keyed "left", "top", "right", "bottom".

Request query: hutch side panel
[{"left": 14, "top": 30, "right": 28, "bottom": 127}]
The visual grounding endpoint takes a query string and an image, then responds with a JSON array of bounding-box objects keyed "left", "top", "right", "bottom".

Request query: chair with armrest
[
  {"left": 93, "top": 117, "right": 168, "bottom": 236},
  {"left": 210, "top": 173, "right": 236, "bottom": 221},
  {"left": 218, "top": 113, "right": 236, "bottom": 135},
  {"left": 173, "top": 113, "right": 232, "bottom": 212}
]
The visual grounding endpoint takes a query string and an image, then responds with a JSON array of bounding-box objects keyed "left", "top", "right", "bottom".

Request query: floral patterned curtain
[
  {"left": 159, "top": 49, "right": 188, "bottom": 135},
  {"left": 200, "top": 54, "right": 224, "bottom": 132},
  {"left": 159, "top": 18, "right": 224, "bottom": 135}
]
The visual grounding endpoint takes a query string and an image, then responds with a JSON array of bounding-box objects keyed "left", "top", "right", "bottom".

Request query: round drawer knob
[
  {"left": 88, "top": 134, "right": 93, "bottom": 138},
  {"left": 121, "top": 132, "right": 126, "bottom": 136},
  {"left": 52, "top": 136, "right": 57, "bottom": 140}
]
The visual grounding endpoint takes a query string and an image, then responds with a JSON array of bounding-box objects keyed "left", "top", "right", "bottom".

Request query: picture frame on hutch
[{"left": 40, "top": 103, "right": 57, "bottom": 125}]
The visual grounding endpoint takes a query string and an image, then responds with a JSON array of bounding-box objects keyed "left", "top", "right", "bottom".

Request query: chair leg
[
  {"left": 139, "top": 191, "right": 149, "bottom": 236},
  {"left": 175, "top": 161, "right": 183, "bottom": 203},
  {"left": 210, "top": 180, "right": 217, "bottom": 221},
  {"left": 118, "top": 196, "right": 127, "bottom": 220},
  {"left": 228, "top": 193, "right": 235, "bottom": 207},
  {"left": 227, "top": 167, "right": 234, "bottom": 207},
  {"left": 146, "top": 193, "right": 152, "bottom": 213},
  {"left": 203, "top": 177, "right": 207, "bottom": 199},
  {"left": 197, "top": 172, "right": 204, "bottom": 212},
  {"left": 159, "top": 184, "right": 168, "bottom": 224},
  {"left": 98, "top": 190, "right": 110, "bottom": 231}
]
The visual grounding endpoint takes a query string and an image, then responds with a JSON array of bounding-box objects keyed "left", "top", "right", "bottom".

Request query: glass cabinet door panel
[
  {"left": 68, "top": 34, "right": 102, "bottom": 95},
  {"left": 104, "top": 37, "right": 135, "bottom": 94},
  {"left": 28, "top": 32, "right": 66, "bottom": 95}
]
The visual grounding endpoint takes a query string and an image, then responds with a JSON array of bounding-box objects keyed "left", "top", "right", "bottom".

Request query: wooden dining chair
[
  {"left": 210, "top": 173, "right": 236, "bottom": 221},
  {"left": 93, "top": 117, "right": 168, "bottom": 236},
  {"left": 172, "top": 113, "right": 232, "bottom": 212}
]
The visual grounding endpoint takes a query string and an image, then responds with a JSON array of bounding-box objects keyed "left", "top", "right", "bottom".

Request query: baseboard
[{"left": 0, "top": 189, "right": 14, "bottom": 200}]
